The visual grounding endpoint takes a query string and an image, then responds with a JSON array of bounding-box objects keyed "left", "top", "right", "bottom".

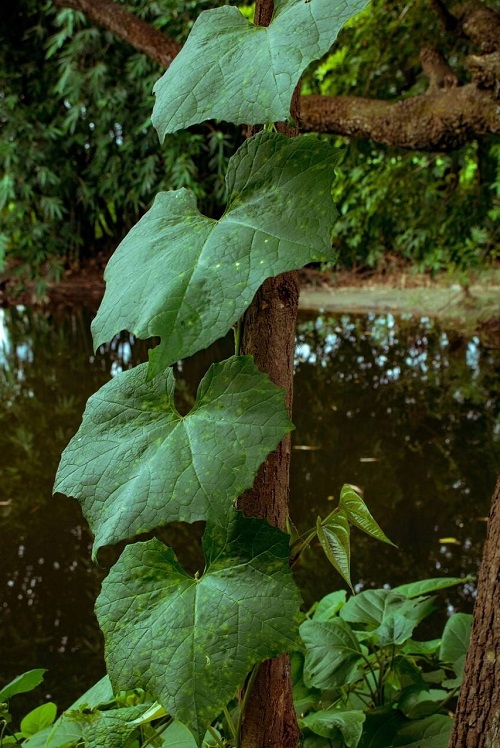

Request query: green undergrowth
[{"left": 0, "top": 576, "right": 471, "bottom": 748}]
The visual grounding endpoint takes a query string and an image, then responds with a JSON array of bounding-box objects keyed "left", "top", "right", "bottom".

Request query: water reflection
[
  {"left": 0, "top": 307, "right": 498, "bottom": 709},
  {"left": 292, "top": 312, "right": 499, "bottom": 614}
]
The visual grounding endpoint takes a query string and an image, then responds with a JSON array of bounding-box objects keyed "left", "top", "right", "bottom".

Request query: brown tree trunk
[
  {"left": 234, "top": 2, "right": 301, "bottom": 747},
  {"left": 449, "top": 477, "right": 500, "bottom": 748}
]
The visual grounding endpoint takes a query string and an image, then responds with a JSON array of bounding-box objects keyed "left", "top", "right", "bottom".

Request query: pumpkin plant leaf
[
  {"left": 95, "top": 512, "right": 302, "bottom": 745},
  {"left": 91, "top": 131, "right": 337, "bottom": 372},
  {"left": 152, "top": 0, "right": 369, "bottom": 136},
  {"left": 339, "top": 485, "right": 395, "bottom": 546},
  {"left": 317, "top": 512, "right": 353, "bottom": 590},
  {"left": 55, "top": 355, "right": 293, "bottom": 555}
]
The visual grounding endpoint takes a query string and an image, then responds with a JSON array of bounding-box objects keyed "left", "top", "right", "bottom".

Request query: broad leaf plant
[{"left": 52, "top": 0, "right": 398, "bottom": 745}]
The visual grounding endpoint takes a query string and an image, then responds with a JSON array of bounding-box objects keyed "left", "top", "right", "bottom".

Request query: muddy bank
[{"left": 2, "top": 266, "right": 499, "bottom": 341}]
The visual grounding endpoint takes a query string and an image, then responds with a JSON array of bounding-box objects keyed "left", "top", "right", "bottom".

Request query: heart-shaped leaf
[
  {"left": 91, "top": 131, "right": 337, "bottom": 372},
  {"left": 317, "top": 512, "right": 353, "bottom": 590},
  {"left": 339, "top": 485, "right": 394, "bottom": 546},
  {"left": 152, "top": 0, "right": 368, "bottom": 136},
  {"left": 55, "top": 355, "right": 292, "bottom": 555},
  {"left": 95, "top": 513, "right": 302, "bottom": 745},
  {"left": 300, "top": 618, "right": 363, "bottom": 690}
]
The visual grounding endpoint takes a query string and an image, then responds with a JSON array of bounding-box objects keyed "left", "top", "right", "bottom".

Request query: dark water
[{"left": 0, "top": 306, "right": 498, "bottom": 711}]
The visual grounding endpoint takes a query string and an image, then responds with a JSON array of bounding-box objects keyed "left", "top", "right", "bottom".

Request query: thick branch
[
  {"left": 51, "top": 0, "right": 500, "bottom": 150},
  {"left": 300, "top": 85, "right": 500, "bottom": 150},
  {"left": 453, "top": 2, "right": 500, "bottom": 52},
  {"left": 420, "top": 46, "right": 459, "bottom": 90},
  {"left": 52, "top": 0, "right": 181, "bottom": 68}
]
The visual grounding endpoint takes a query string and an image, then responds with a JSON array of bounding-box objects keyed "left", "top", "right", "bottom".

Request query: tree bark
[
  {"left": 233, "top": 3, "right": 301, "bottom": 746},
  {"left": 449, "top": 477, "right": 500, "bottom": 748},
  {"left": 299, "top": 85, "right": 500, "bottom": 149},
  {"left": 51, "top": 0, "right": 500, "bottom": 151}
]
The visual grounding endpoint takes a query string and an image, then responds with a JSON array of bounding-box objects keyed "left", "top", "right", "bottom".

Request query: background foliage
[
  {"left": 1, "top": 0, "right": 499, "bottom": 278},
  {"left": 302, "top": 0, "right": 500, "bottom": 272}
]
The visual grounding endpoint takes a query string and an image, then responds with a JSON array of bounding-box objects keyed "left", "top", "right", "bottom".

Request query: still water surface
[{"left": 0, "top": 306, "right": 498, "bottom": 709}]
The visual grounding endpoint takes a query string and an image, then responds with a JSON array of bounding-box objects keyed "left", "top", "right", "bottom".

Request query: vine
[{"left": 53, "top": 0, "right": 394, "bottom": 745}]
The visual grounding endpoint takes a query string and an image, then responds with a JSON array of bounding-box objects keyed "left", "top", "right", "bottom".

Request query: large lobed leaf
[
  {"left": 92, "top": 131, "right": 338, "bottom": 372},
  {"left": 152, "top": 0, "right": 369, "bottom": 136},
  {"left": 95, "top": 512, "right": 302, "bottom": 745},
  {"left": 55, "top": 356, "right": 292, "bottom": 555}
]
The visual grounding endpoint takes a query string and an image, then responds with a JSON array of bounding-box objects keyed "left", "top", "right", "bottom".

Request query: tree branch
[
  {"left": 453, "top": 1, "right": 500, "bottom": 52},
  {"left": 300, "top": 85, "right": 500, "bottom": 149},
  {"left": 50, "top": 0, "right": 500, "bottom": 151},
  {"left": 51, "top": 0, "right": 181, "bottom": 68}
]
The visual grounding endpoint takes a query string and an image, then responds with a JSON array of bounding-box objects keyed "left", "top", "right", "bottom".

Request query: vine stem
[
  {"left": 223, "top": 704, "right": 237, "bottom": 743},
  {"left": 234, "top": 318, "right": 242, "bottom": 356},
  {"left": 140, "top": 717, "right": 172, "bottom": 747},
  {"left": 236, "top": 664, "right": 260, "bottom": 748},
  {"left": 207, "top": 725, "right": 226, "bottom": 748}
]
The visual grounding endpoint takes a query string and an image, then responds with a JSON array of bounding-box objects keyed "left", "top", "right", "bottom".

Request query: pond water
[{"left": 0, "top": 305, "right": 498, "bottom": 712}]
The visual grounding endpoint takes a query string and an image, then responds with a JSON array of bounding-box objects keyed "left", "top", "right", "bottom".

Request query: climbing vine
[{"left": 53, "top": 0, "right": 396, "bottom": 745}]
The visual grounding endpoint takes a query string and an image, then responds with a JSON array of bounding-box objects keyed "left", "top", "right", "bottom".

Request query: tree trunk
[
  {"left": 449, "top": 477, "right": 500, "bottom": 748},
  {"left": 234, "top": 2, "right": 301, "bottom": 746}
]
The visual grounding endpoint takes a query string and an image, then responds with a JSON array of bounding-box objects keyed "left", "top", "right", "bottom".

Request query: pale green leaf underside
[
  {"left": 95, "top": 513, "right": 302, "bottom": 745},
  {"left": 317, "top": 512, "right": 352, "bottom": 590},
  {"left": 340, "top": 484, "right": 394, "bottom": 546},
  {"left": 54, "top": 356, "right": 292, "bottom": 555},
  {"left": 152, "top": 0, "right": 369, "bottom": 136},
  {"left": 91, "top": 132, "right": 337, "bottom": 371}
]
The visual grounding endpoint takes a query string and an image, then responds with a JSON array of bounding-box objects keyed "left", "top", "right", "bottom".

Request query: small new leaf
[
  {"left": 339, "top": 485, "right": 394, "bottom": 546},
  {"left": 92, "top": 132, "right": 337, "bottom": 371},
  {"left": 152, "top": 0, "right": 369, "bottom": 136},
  {"left": 95, "top": 513, "right": 302, "bottom": 745},
  {"left": 55, "top": 356, "right": 292, "bottom": 555},
  {"left": 317, "top": 512, "right": 353, "bottom": 591}
]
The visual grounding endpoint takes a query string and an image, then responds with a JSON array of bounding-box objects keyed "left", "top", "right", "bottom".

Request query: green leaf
[
  {"left": 301, "top": 709, "right": 365, "bottom": 747},
  {"left": 55, "top": 356, "right": 292, "bottom": 554},
  {"left": 313, "top": 590, "right": 347, "bottom": 621},
  {"left": 158, "top": 721, "right": 198, "bottom": 748},
  {"left": 439, "top": 613, "right": 472, "bottom": 682},
  {"left": 20, "top": 703, "right": 57, "bottom": 737},
  {"left": 339, "top": 590, "right": 433, "bottom": 641},
  {"left": 92, "top": 132, "right": 337, "bottom": 371},
  {"left": 71, "top": 705, "right": 148, "bottom": 748},
  {"left": 339, "top": 485, "right": 394, "bottom": 546},
  {"left": 339, "top": 590, "right": 402, "bottom": 628},
  {"left": 95, "top": 512, "right": 302, "bottom": 745},
  {"left": 0, "top": 670, "right": 46, "bottom": 702},
  {"left": 67, "top": 675, "right": 113, "bottom": 710},
  {"left": 393, "top": 577, "right": 469, "bottom": 599},
  {"left": 157, "top": 720, "right": 218, "bottom": 748},
  {"left": 373, "top": 612, "right": 421, "bottom": 647},
  {"left": 392, "top": 714, "right": 453, "bottom": 747},
  {"left": 358, "top": 708, "right": 407, "bottom": 748},
  {"left": 398, "top": 687, "right": 448, "bottom": 719},
  {"left": 402, "top": 639, "right": 441, "bottom": 657},
  {"left": 317, "top": 512, "right": 353, "bottom": 590},
  {"left": 22, "top": 718, "right": 83, "bottom": 748},
  {"left": 300, "top": 618, "right": 363, "bottom": 690},
  {"left": 152, "top": 0, "right": 368, "bottom": 136}
]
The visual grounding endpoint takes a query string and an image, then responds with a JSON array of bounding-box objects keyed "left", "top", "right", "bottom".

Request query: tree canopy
[{"left": 1, "top": 0, "right": 499, "bottom": 277}]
